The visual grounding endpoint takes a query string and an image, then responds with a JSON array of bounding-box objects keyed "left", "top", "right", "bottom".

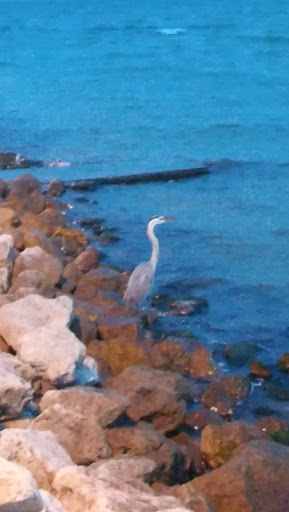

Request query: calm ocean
[{"left": 1, "top": 1, "right": 289, "bottom": 415}]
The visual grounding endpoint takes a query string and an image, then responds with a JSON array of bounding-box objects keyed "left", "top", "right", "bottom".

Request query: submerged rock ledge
[{"left": 0, "top": 172, "right": 288, "bottom": 512}]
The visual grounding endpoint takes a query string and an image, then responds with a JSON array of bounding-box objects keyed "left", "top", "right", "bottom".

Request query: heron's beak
[{"left": 163, "top": 216, "right": 175, "bottom": 222}]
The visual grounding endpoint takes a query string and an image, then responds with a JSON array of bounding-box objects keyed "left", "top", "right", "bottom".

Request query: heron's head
[{"left": 148, "top": 215, "right": 175, "bottom": 228}]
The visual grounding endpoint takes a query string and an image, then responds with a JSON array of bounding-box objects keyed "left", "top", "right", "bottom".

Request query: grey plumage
[{"left": 123, "top": 215, "right": 174, "bottom": 311}]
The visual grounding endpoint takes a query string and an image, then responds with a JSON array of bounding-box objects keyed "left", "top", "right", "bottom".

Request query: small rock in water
[
  {"left": 98, "top": 232, "right": 120, "bottom": 245},
  {"left": 278, "top": 353, "right": 289, "bottom": 372},
  {"left": 256, "top": 417, "right": 288, "bottom": 434},
  {"left": 249, "top": 360, "right": 271, "bottom": 379},
  {"left": 201, "top": 375, "right": 250, "bottom": 418},
  {"left": 264, "top": 380, "right": 289, "bottom": 401},
  {"left": 46, "top": 179, "right": 65, "bottom": 197},
  {"left": 224, "top": 341, "right": 258, "bottom": 366},
  {"left": 169, "top": 298, "right": 208, "bottom": 316}
]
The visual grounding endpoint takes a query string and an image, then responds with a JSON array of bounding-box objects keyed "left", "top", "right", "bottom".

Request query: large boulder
[
  {"left": 92, "top": 338, "right": 149, "bottom": 374},
  {"left": 191, "top": 440, "right": 289, "bottom": 512},
  {"left": 31, "top": 404, "right": 111, "bottom": 465},
  {"left": 9, "top": 269, "right": 56, "bottom": 297},
  {"left": 0, "top": 456, "right": 44, "bottom": 511},
  {"left": 106, "top": 422, "right": 186, "bottom": 485},
  {"left": 52, "top": 463, "right": 190, "bottom": 512},
  {"left": 39, "top": 387, "right": 130, "bottom": 428},
  {"left": 13, "top": 246, "right": 63, "bottom": 285},
  {"left": 103, "top": 366, "right": 190, "bottom": 433},
  {"left": 0, "top": 428, "right": 73, "bottom": 490},
  {"left": 74, "top": 267, "right": 120, "bottom": 300},
  {"left": 98, "top": 316, "right": 140, "bottom": 343},
  {"left": 154, "top": 482, "right": 215, "bottom": 512},
  {"left": 0, "top": 352, "right": 32, "bottom": 420},
  {"left": 0, "top": 295, "right": 94, "bottom": 385}
]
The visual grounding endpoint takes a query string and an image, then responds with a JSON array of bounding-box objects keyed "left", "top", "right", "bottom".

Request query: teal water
[
  {"left": 1, "top": 1, "right": 289, "bottom": 415},
  {"left": 1, "top": 0, "right": 289, "bottom": 166}
]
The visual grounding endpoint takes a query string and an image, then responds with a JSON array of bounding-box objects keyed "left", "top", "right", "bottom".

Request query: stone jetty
[{"left": 0, "top": 172, "right": 288, "bottom": 512}]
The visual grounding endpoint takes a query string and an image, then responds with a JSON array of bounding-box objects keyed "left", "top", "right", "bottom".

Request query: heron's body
[{"left": 123, "top": 215, "right": 174, "bottom": 311}]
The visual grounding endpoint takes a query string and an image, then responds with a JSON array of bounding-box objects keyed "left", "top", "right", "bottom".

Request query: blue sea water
[{"left": 1, "top": 0, "right": 289, "bottom": 411}]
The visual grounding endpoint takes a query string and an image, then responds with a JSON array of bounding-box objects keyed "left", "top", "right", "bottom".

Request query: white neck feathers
[{"left": 147, "top": 220, "right": 159, "bottom": 271}]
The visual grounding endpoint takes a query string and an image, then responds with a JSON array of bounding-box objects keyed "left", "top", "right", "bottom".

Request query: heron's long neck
[{"left": 147, "top": 223, "right": 159, "bottom": 271}]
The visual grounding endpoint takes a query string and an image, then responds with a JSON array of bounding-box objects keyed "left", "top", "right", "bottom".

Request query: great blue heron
[{"left": 123, "top": 215, "right": 175, "bottom": 311}]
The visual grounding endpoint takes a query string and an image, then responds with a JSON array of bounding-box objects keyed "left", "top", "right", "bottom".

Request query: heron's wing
[{"left": 124, "top": 261, "right": 154, "bottom": 307}]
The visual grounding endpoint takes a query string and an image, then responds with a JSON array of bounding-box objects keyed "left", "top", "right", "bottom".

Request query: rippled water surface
[{"left": 1, "top": 0, "right": 289, "bottom": 165}]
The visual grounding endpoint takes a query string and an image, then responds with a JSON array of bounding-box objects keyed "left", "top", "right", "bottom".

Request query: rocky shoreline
[{"left": 0, "top": 173, "right": 288, "bottom": 511}]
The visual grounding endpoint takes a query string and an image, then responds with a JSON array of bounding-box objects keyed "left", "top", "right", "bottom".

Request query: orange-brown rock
[
  {"left": 9, "top": 270, "right": 56, "bottom": 298},
  {"left": 91, "top": 338, "right": 148, "bottom": 374},
  {"left": 8, "top": 173, "right": 42, "bottom": 197},
  {"left": 52, "top": 226, "right": 88, "bottom": 245},
  {"left": 21, "top": 226, "right": 59, "bottom": 255},
  {"left": 201, "top": 376, "right": 250, "bottom": 418},
  {"left": 0, "top": 335, "right": 10, "bottom": 353},
  {"left": 58, "top": 235, "right": 85, "bottom": 257},
  {"left": 70, "top": 313, "right": 98, "bottom": 345},
  {"left": 7, "top": 174, "right": 45, "bottom": 214},
  {"left": 46, "top": 179, "right": 65, "bottom": 197},
  {"left": 98, "top": 316, "right": 140, "bottom": 343},
  {"left": 256, "top": 416, "right": 288, "bottom": 433},
  {"left": 86, "top": 340, "right": 111, "bottom": 378},
  {"left": 74, "top": 267, "right": 120, "bottom": 300},
  {"left": 155, "top": 482, "right": 216, "bottom": 512},
  {"left": 102, "top": 303, "right": 134, "bottom": 318},
  {"left": 20, "top": 212, "right": 52, "bottom": 237},
  {"left": 103, "top": 366, "right": 190, "bottom": 433},
  {"left": 184, "top": 409, "right": 224, "bottom": 431},
  {"left": 278, "top": 353, "right": 289, "bottom": 372},
  {"left": 106, "top": 421, "right": 186, "bottom": 485},
  {"left": 3, "top": 227, "right": 24, "bottom": 250},
  {"left": 92, "top": 290, "right": 123, "bottom": 308},
  {"left": 73, "top": 299, "right": 103, "bottom": 322},
  {"left": 191, "top": 440, "right": 289, "bottom": 512},
  {"left": 0, "top": 207, "right": 18, "bottom": 230},
  {"left": 201, "top": 421, "right": 267, "bottom": 469},
  {"left": 189, "top": 346, "right": 218, "bottom": 378},
  {"left": 148, "top": 341, "right": 191, "bottom": 373},
  {"left": 249, "top": 360, "right": 271, "bottom": 379},
  {"left": 62, "top": 261, "right": 84, "bottom": 282},
  {"left": 38, "top": 207, "right": 67, "bottom": 229},
  {"left": 8, "top": 190, "right": 46, "bottom": 215},
  {"left": 74, "top": 247, "right": 99, "bottom": 273}
]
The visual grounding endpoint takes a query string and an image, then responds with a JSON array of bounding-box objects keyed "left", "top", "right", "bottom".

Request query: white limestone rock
[
  {"left": 0, "top": 456, "right": 44, "bottom": 512},
  {"left": 13, "top": 246, "right": 63, "bottom": 285},
  {"left": 39, "top": 387, "right": 130, "bottom": 428},
  {"left": 17, "top": 325, "right": 86, "bottom": 385},
  {"left": 0, "top": 295, "right": 95, "bottom": 385},
  {"left": 0, "top": 295, "right": 73, "bottom": 348},
  {"left": 0, "top": 428, "right": 73, "bottom": 491},
  {"left": 31, "top": 404, "right": 111, "bottom": 465},
  {"left": 0, "top": 352, "right": 32, "bottom": 420},
  {"left": 52, "top": 463, "right": 190, "bottom": 512},
  {"left": 2, "top": 353, "right": 36, "bottom": 382}
]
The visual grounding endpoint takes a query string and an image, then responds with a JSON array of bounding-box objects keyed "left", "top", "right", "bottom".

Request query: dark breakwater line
[{"left": 65, "top": 166, "right": 210, "bottom": 190}]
